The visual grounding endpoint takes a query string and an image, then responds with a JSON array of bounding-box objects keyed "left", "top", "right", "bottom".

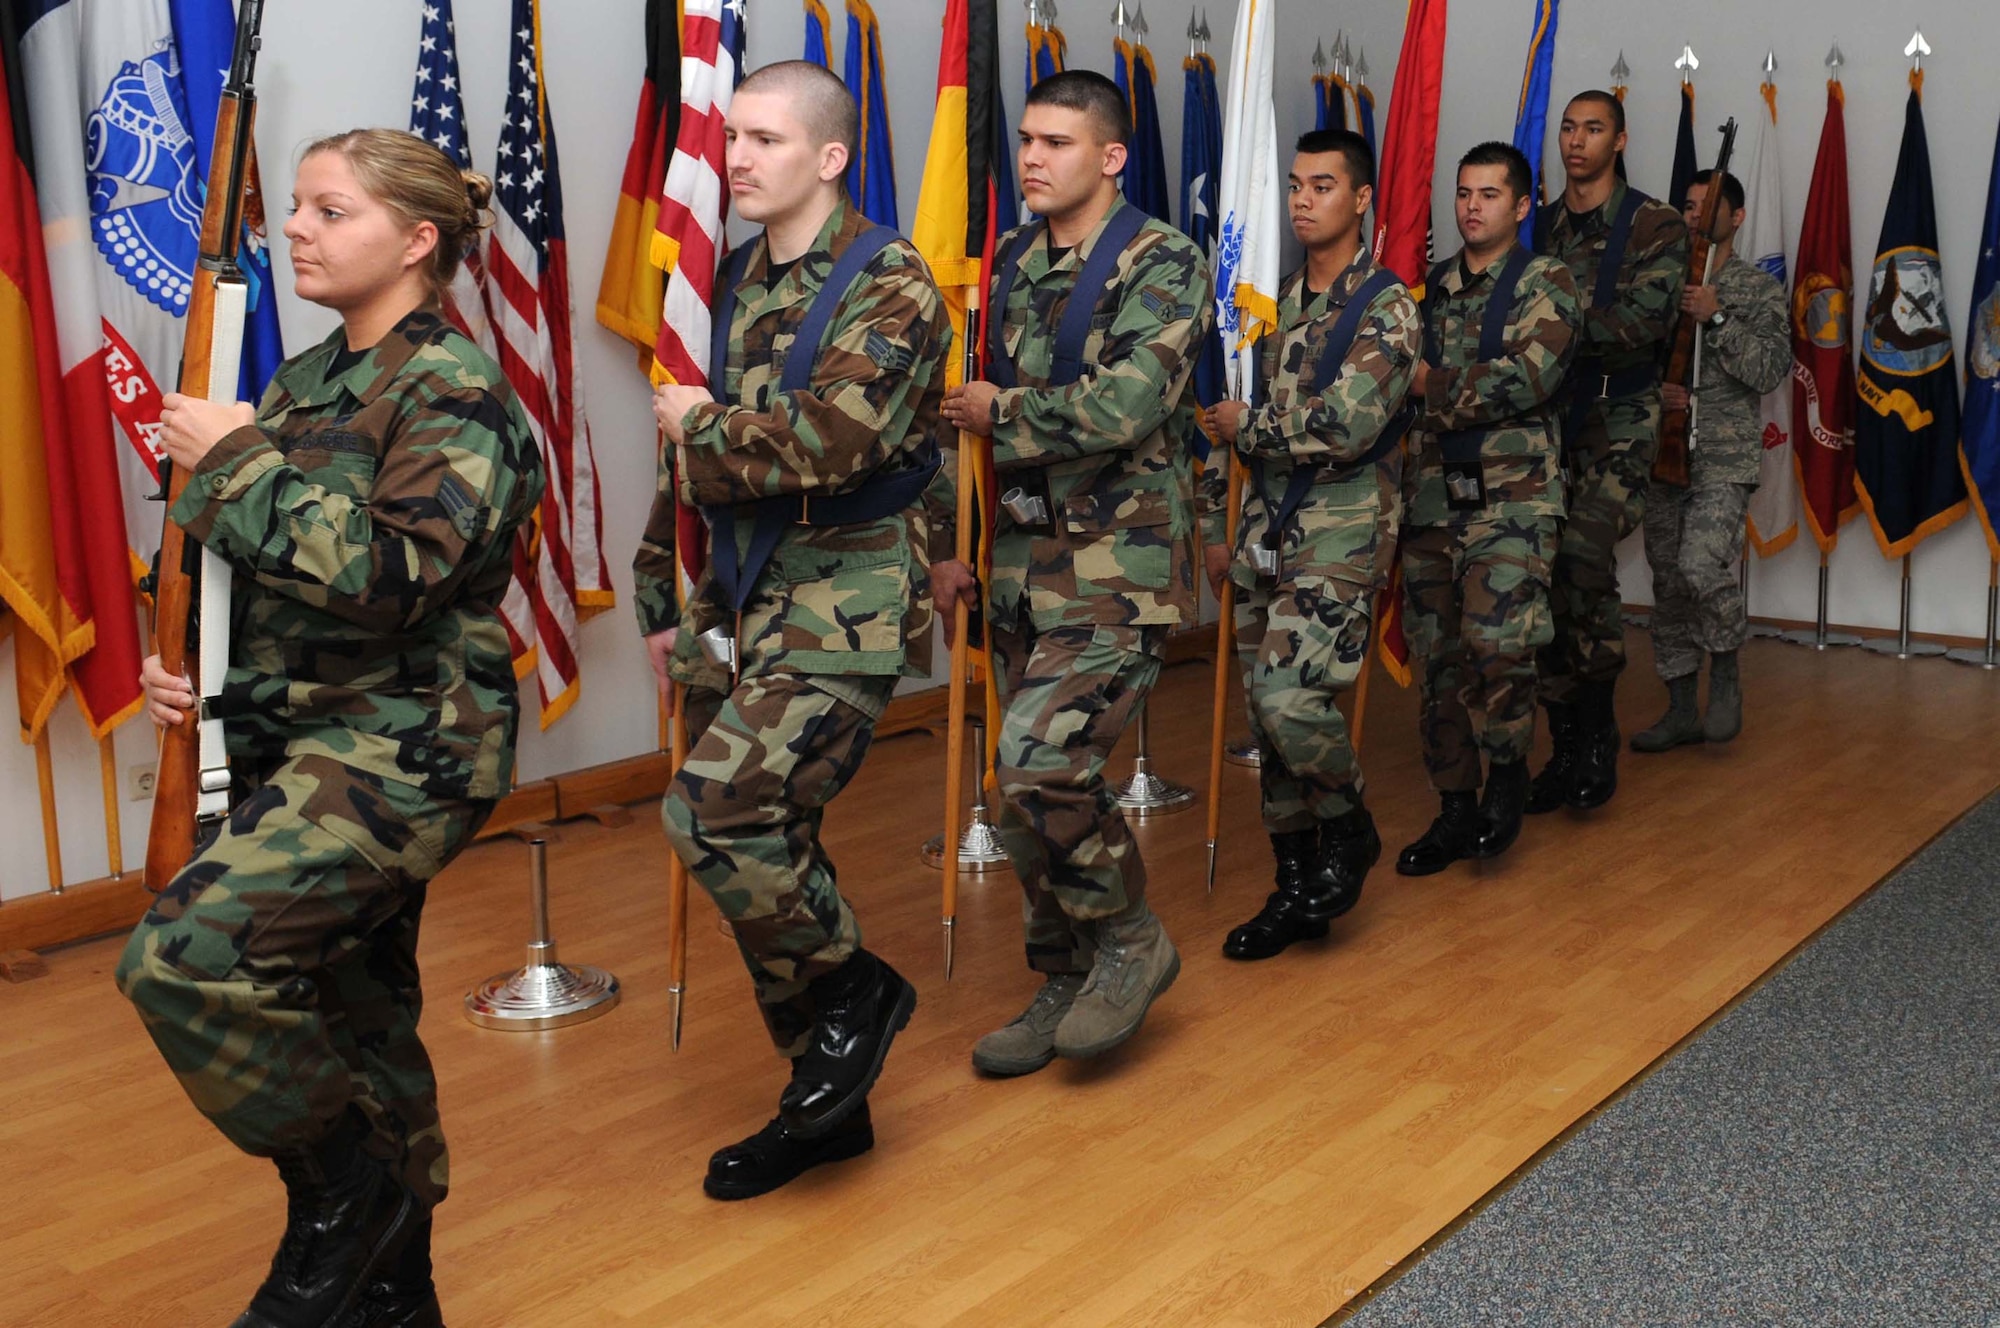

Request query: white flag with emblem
[
  {"left": 1214, "top": 0, "right": 1279, "bottom": 400},
  {"left": 1745, "top": 82, "right": 1799, "bottom": 555}
]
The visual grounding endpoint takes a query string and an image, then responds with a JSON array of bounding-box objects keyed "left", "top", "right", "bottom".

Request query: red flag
[
  {"left": 1791, "top": 79, "right": 1860, "bottom": 552},
  {"left": 1372, "top": 0, "right": 1447, "bottom": 296},
  {"left": 0, "top": 11, "right": 141, "bottom": 740}
]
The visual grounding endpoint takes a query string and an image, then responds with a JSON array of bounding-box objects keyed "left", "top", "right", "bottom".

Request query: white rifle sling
[{"left": 195, "top": 278, "right": 249, "bottom": 820}]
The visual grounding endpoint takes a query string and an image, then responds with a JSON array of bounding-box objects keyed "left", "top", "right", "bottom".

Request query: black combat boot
[
  {"left": 1470, "top": 760, "right": 1529, "bottom": 859},
  {"left": 1704, "top": 651, "right": 1742, "bottom": 743},
  {"left": 336, "top": 1215, "right": 442, "bottom": 1328},
  {"left": 1396, "top": 791, "right": 1479, "bottom": 876},
  {"left": 1222, "top": 829, "right": 1328, "bottom": 960},
  {"left": 1524, "top": 702, "right": 1578, "bottom": 815},
  {"left": 703, "top": 1103, "right": 876, "bottom": 1201},
  {"left": 776, "top": 949, "right": 916, "bottom": 1139},
  {"left": 1312, "top": 803, "right": 1381, "bottom": 918},
  {"left": 230, "top": 1113, "right": 418, "bottom": 1328},
  {"left": 1568, "top": 679, "right": 1620, "bottom": 809},
  {"left": 1630, "top": 673, "right": 1703, "bottom": 752}
]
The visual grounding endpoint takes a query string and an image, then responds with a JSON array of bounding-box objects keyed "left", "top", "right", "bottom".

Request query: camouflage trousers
[
  {"left": 1643, "top": 480, "right": 1751, "bottom": 679},
  {"left": 1235, "top": 575, "right": 1374, "bottom": 832},
  {"left": 1403, "top": 517, "right": 1557, "bottom": 791},
  {"left": 989, "top": 621, "right": 1164, "bottom": 975},
  {"left": 663, "top": 671, "right": 896, "bottom": 1057},
  {"left": 1541, "top": 402, "right": 1659, "bottom": 703},
  {"left": 115, "top": 754, "right": 489, "bottom": 1208}
]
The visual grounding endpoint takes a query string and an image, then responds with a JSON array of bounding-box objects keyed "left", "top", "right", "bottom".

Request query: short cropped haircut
[
  {"left": 737, "top": 60, "right": 859, "bottom": 157},
  {"left": 1688, "top": 168, "right": 1746, "bottom": 213},
  {"left": 1565, "top": 89, "right": 1626, "bottom": 136},
  {"left": 1458, "top": 141, "right": 1534, "bottom": 201},
  {"left": 1294, "top": 128, "right": 1375, "bottom": 191},
  {"left": 1023, "top": 69, "right": 1132, "bottom": 146}
]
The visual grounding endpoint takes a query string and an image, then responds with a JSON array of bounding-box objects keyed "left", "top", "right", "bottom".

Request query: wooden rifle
[
  {"left": 1654, "top": 115, "right": 1739, "bottom": 487},
  {"left": 144, "top": 0, "right": 267, "bottom": 890}
]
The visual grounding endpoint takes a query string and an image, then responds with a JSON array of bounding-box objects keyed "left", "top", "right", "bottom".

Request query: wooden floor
[{"left": 5, "top": 629, "right": 1996, "bottom": 1328}]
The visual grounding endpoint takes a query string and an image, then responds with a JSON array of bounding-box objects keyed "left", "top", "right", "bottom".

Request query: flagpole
[
  {"left": 1204, "top": 456, "right": 1242, "bottom": 893},
  {"left": 1946, "top": 558, "right": 2000, "bottom": 668},
  {"left": 941, "top": 285, "right": 982, "bottom": 981},
  {"left": 36, "top": 730, "right": 63, "bottom": 893},
  {"left": 664, "top": 427, "right": 692, "bottom": 1051},
  {"left": 98, "top": 738, "right": 123, "bottom": 878}
]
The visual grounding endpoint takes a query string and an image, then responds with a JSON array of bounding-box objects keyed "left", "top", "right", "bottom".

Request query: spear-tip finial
[
  {"left": 1313, "top": 38, "right": 1326, "bottom": 75},
  {"left": 1611, "top": 50, "right": 1631, "bottom": 85},
  {"left": 1825, "top": 42, "right": 1845, "bottom": 74},
  {"left": 1676, "top": 44, "right": 1699, "bottom": 82},
  {"left": 1905, "top": 29, "right": 1930, "bottom": 72},
  {"left": 1356, "top": 46, "right": 1369, "bottom": 82}
]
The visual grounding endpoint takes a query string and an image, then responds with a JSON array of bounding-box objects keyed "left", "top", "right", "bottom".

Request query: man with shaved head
[
  {"left": 1528, "top": 89, "right": 1687, "bottom": 816},
  {"left": 637, "top": 58, "right": 951, "bottom": 1199}
]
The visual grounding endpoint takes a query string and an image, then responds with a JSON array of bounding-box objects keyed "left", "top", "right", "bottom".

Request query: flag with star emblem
[
  {"left": 1180, "top": 40, "right": 1224, "bottom": 414},
  {"left": 411, "top": 0, "right": 494, "bottom": 352},
  {"left": 484, "top": 0, "right": 611, "bottom": 726}
]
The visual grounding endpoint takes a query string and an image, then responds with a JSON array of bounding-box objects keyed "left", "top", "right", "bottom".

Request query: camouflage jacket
[
  {"left": 170, "top": 306, "right": 544, "bottom": 801},
  {"left": 1538, "top": 179, "right": 1687, "bottom": 404},
  {"left": 960, "top": 196, "right": 1212, "bottom": 632},
  {"left": 1405, "top": 245, "right": 1581, "bottom": 527},
  {"left": 1686, "top": 253, "right": 1790, "bottom": 487},
  {"left": 1197, "top": 251, "right": 1420, "bottom": 595},
  {"left": 632, "top": 202, "right": 952, "bottom": 684}
]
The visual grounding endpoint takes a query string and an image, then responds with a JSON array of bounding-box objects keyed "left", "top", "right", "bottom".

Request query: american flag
[
  {"left": 483, "top": 0, "right": 611, "bottom": 725},
  {"left": 651, "top": 0, "right": 746, "bottom": 584},
  {"left": 410, "top": 0, "right": 494, "bottom": 352}
]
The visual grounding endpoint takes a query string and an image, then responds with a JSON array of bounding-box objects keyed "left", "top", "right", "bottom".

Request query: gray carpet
[{"left": 1342, "top": 791, "right": 2000, "bottom": 1328}]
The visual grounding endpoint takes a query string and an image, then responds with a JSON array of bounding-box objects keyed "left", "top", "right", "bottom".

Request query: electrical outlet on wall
[{"left": 128, "top": 765, "right": 156, "bottom": 801}]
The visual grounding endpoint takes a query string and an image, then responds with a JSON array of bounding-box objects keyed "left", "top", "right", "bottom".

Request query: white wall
[{"left": 6, "top": 0, "right": 1997, "bottom": 898}]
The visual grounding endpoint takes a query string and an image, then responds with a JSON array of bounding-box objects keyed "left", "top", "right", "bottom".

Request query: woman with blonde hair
[{"left": 116, "top": 128, "right": 541, "bottom": 1328}]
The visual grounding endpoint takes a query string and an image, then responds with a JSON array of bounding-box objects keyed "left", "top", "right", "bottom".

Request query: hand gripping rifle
[
  {"left": 1653, "top": 115, "right": 1738, "bottom": 488},
  {"left": 144, "top": 0, "right": 267, "bottom": 890}
]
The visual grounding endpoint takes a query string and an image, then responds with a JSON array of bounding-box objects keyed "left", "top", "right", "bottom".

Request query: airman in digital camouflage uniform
[
  {"left": 934, "top": 71, "right": 1211, "bottom": 1074},
  {"left": 1398, "top": 142, "right": 1580, "bottom": 877},
  {"left": 1633, "top": 168, "right": 1789, "bottom": 753},
  {"left": 1530, "top": 91, "right": 1688, "bottom": 815},
  {"left": 1198, "top": 128, "right": 1418, "bottom": 959},
  {"left": 641, "top": 63, "right": 949, "bottom": 1199},
  {"left": 118, "top": 131, "right": 541, "bottom": 1328}
]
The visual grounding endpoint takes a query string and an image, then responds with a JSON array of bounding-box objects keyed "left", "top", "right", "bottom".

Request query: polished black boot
[
  {"left": 1568, "top": 679, "right": 1620, "bottom": 810},
  {"left": 1524, "top": 702, "right": 1578, "bottom": 815},
  {"left": 230, "top": 1114, "right": 418, "bottom": 1328},
  {"left": 1312, "top": 804, "right": 1380, "bottom": 918},
  {"left": 337, "top": 1215, "right": 442, "bottom": 1328},
  {"left": 777, "top": 949, "right": 916, "bottom": 1139},
  {"left": 1222, "top": 829, "right": 1328, "bottom": 961},
  {"left": 1470, "top": 760, "right": 1528, "bottom": 860},
  {"left": 704, "top": 1103, "right": 876, "bottom": 1201},
  {"left": 1396, "top": 791, "right": 1478, "bottom": 876}
]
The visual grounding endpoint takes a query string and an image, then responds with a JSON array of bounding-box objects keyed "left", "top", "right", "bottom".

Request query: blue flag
[
  {"left": 1180, "top": 50, "right": 1225, "bottom": 419},
  {"left": 1358, "top": 80, "right": 1376, "bottom": 160},
  {"left": 1027, "top": 22, "right": 1064, "bottom": 97},
  {"left": 168, "top": 0, "right": 284, "bottom": 399},
  {"left": 1960, "top": 113, "right": 2000, "bottom": 561},
  {"left": 805, "top": 0, "right": 834, "bottom": 66},
  {"left": 1510, "top": 0, "right": 1558, "bottom": 243},
  {"left": 1116, "top": 42, "right": 1171, "bottom": 222},
  {"left": 1855, "top": 76, "right": 1968, "bottom": 557},
  {"left": 843, "top": 0, "right": 898, "bottom": 226},
  {"left": 1313, "top": 72, "right": 1330, "bottom": 131}
]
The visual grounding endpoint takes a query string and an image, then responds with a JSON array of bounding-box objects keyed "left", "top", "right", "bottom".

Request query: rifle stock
[
  {"left": 144, "top": 0, "right": 266, "bottom": 890},
  {"left": 1654, "top": 116, "right": 1739, "bottom": 488}
]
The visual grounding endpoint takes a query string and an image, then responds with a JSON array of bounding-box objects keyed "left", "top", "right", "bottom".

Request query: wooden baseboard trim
[{"left": 0, "top": 874, "right": 156, "bottom": 953}]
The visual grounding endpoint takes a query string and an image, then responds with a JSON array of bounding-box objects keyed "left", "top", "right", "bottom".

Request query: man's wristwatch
[{"left": 1708, "top": 308, "right": 1728, "bottom": 328}]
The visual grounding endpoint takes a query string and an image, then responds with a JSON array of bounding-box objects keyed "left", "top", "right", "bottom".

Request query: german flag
[
  {"left": 596, "top": 0, "right": 681, "bottom": 359},
  {"left": 0, "top": 2, "right": 140, "bottom": 740}
]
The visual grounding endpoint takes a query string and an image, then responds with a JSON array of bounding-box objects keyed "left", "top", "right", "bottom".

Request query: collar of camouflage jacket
[
  {"left": 1556, "top": 175, "right": 1631, "bottom": 239},
  {"left": 734, "top": 200, "right": 870, "bottom": 317},
  {"left": 1016, "top": 193, "right": 1138, "bottom": 282},
  {"left": 272, "top": 303, "right": 449, "bottom": 413},
  {"left": 1442, "top": 242, "right": 1524, "bottom": 296},
  {"left": 1284, "top": 246, "right": 1374, "bottom": 318}
]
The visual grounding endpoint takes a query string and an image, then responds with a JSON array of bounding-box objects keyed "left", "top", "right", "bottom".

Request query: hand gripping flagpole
[{"left": 941, "top": 286, "right": 983, "bottom": 981}]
